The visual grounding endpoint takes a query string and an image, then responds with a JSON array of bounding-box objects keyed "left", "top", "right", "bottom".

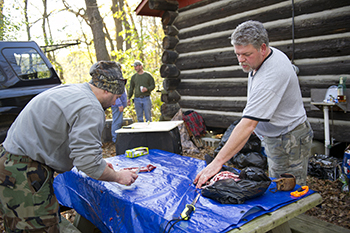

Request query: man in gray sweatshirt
[{"left": 0, "top": 61, "right": 139, "bottom": 232}]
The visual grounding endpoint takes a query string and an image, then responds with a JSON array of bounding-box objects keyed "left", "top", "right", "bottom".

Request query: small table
[
  {"left": 311, "top": 102, "right": 347, "bottom": 156},
  {"left": 115, "top": 121, "right": 183, "bottom": 155}
]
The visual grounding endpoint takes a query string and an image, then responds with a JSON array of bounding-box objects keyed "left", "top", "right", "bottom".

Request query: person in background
[
  {"left": 127, "top": 60, "right": 155, "bottom": 122},
  {"left": 111, "top": 89, "right": 127, "bottom": 143},
  {"left": 194, "top": 20, "right": 313, "bottom": 188},
  {"left": 0, "top": 61, "right": 139, "bottom": 232}
]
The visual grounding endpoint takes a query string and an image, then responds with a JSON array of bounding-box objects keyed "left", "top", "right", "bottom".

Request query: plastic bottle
[{"left": 337, "top": 77, "right": 347, "bottom": 103}]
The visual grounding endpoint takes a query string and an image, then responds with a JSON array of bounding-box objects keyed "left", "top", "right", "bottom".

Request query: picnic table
[{"left": 54, "top": 149, "right": 322, "bottom": 233}]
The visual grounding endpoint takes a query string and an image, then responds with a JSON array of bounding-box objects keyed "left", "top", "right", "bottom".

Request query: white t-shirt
[{"left": 242, "top": 47, "right": 306, "bottom": 137}]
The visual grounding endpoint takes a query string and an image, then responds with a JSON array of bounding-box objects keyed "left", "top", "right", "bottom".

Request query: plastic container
[{"left": 126, "top": 147, "right": 149, "bottom": 158}]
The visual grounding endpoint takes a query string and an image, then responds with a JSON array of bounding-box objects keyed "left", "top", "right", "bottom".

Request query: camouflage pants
[
  {"left": 263, "top": 121, "right": 313, "bottom": 186},
  {"left": 0, "top": 145, "right": 59, "bottom": 232}
]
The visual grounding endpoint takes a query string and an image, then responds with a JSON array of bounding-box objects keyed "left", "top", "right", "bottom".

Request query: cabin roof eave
[{"left": 135, "top": 0, "right": 202, "bottom": 17}]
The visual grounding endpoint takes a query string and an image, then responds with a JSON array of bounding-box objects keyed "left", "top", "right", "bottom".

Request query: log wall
[{"left": 155, "top": 0, "right": 350, "bottom": 143}]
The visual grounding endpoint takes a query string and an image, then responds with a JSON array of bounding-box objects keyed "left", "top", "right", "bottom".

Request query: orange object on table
[{"left": 291, "top": 186, "right": 309, "bottom": 197}]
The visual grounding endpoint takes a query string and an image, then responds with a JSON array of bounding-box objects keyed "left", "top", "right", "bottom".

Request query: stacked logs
[{"left": 147, "top": 0, "right": 182, "bottom": 120}]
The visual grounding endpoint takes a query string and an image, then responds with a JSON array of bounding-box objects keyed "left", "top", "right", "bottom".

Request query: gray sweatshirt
[{"left": 3, "top": 83, "right": 107, "bottom": 179}]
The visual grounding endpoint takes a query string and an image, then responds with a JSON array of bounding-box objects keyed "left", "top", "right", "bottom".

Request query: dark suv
[{"left": 0, "top": 41, "right": 61, "bottom": 142}]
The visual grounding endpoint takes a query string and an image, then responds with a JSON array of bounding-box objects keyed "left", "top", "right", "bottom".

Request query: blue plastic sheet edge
[{"left": 53, "top": 149, "right": 315, "bottom": 233}]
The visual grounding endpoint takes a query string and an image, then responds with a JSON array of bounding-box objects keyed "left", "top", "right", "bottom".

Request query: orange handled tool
[{"left": 291, "top": 186, "right": 309, "bottom": 197}]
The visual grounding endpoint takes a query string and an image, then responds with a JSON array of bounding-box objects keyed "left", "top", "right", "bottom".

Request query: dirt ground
[{"left": 1, "top": 142, "right": 349, "bottom": 232}]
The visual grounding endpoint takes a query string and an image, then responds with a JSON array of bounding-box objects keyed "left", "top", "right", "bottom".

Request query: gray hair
[{"left": 231, "top": 20, "right": 269, "bottom": 50}]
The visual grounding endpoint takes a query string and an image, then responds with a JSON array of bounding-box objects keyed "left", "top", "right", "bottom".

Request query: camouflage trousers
[
  {"left": 263, "top": 120, "right": 313, "bottom": 186},
  {"left": 0, "top": 145, "right": 59, "bottom": 232}
]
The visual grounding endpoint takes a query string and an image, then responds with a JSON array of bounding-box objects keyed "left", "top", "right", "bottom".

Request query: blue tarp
[{"left": 53, "top": 149, "right": 314, "bottom": 233}]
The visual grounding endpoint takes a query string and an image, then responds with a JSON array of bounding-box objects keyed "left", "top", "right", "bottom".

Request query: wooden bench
[{"left": 289, "top": 213, "right": 350, "bottom": 233}]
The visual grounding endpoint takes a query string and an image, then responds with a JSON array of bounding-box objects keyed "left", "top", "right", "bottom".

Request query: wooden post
[
  {"left": 165, "top": 25, "right": 179, "bottom": 36},
  {"left": 162, "top": 50, "right": 179, "bottom": 64},
  {"left": 161, "top": 90, "right": 181, "bottom": 104},
  {"left": 163, "top": 36, "right": 179, "bottom": 50},
  {"left": 163, "top": 78, "right": 181, "bottom": 91},
  {"left": 160, "top": 64, "right": 180, "bottom": 78},
  {"left": 162, "top": 11, "right": 178, "bottom": 26},
  {"left": 161, "top": 103, "right": 181, "bottom": 120}
]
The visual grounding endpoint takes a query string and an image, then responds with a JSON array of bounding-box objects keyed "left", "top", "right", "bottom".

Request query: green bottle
[{"left": 337, "top": 77, "right": 346, "bottom": 103}]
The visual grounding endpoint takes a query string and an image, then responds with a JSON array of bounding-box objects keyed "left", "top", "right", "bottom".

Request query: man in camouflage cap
[
  {"left": 0, "top": 60, "right": 138, "bottom": 232},
  {"left": 89, "top": 60, "right": 126, "bottom": 97}
]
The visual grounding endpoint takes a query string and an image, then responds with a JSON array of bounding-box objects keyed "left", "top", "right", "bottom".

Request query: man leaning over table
[
  {"left": 0, "top": 61, "right": 139, "bottom": 232},
  {"left": 194, "top": 20, "right": 313, "bottom": 189}
]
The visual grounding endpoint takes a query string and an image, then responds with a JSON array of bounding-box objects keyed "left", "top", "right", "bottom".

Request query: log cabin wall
[{"left": 157, "top": 0, "right": 350, "bottom": 143}]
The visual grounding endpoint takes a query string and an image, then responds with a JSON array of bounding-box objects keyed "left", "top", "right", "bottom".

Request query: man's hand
[
  {"left": 194, "top": 160, "right": 222, "bottom": 189},
  {"left": 107, "top": 162, "right": 114, "bottom": 169},
  {"left": 194, "top": 118, "right": 258, "bottom": 189},
  {"left": 115, "top": 170, "right": 139, "bottom": 186},
  {"left": 118, "top": 106, "right": 124, "bottom": 112},
  {"left": 98, "top": 162, "right": 138, "bottom": 185}
]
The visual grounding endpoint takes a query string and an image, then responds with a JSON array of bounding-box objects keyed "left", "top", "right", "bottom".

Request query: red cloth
[{"left": 182, "top": 111, "right": 206, "bottom": 137}]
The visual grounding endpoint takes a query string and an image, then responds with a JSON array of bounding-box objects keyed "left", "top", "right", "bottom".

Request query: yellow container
[{"left": 125, "top": 147, "right": 149, "bottom": 158}]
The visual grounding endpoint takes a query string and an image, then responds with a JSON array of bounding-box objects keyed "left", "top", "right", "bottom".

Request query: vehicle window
[{"left": 2, "top": 47, "right": 51, "bottom": 80}]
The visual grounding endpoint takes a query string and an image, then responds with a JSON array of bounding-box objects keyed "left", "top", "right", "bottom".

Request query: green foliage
[
  {"left": 0, "top": 3, "right": 22, "bottom": 40},
  {"left": 3, "top": 0, "right": 165, "bottom": 123}
]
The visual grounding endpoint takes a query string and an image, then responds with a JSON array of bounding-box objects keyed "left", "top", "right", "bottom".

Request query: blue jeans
[
  {"left": 111, "top": 106, "right": 123, "bottom": 143},
  {"left": 134, "top": 96, "right": 152, "bottom": 122}
]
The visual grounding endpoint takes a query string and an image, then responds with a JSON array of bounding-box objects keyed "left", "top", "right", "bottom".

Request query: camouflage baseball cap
[{"left": 89, "top": 61, "right": 126, "bottom": 95}]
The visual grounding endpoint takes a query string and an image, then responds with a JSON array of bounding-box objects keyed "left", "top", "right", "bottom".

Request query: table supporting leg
[{"left": 323, "top": 106, "right": 330, "bottom": 156}]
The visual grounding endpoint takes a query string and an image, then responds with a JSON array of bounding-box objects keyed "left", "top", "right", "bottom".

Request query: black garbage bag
[
  {"left": 213, "top": 120, "right": 266, "bottom": 169},
  {"left": 204, "top": 154, "right": 240, "bottom": 175},
  {"left": 232, "top": 152, "right": 267, "bottom": 169},
  {"left": 202, "top": 167, "right": 271, "bottom": 204},
  {"left": 308, "top": 153, "right": 341, "bottom": 181}
]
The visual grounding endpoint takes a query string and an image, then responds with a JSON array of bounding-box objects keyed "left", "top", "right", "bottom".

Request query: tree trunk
[
  {"left": 104, "top": 22, "right": 116, "bottom": 60},
  {"left": 124, "top": 1, "right": 138, "bottom": 51},
  {"left": 112, "top": 0, "right": 123, "bottom": 51},
  {"left": 85, "top": 0, "right": 110, "bottom": 61},
  {"left": 41, "top": 0, "right": 48, "bottom": 46},
  {"left": 120, "top": 0, "right": 132, "bottom": 51},
  {"left": 23, "top": 0, "right": 30, "bottom": 40},
  {"left": 0, "top": 0, "right": 3, "bottom": 40}
]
